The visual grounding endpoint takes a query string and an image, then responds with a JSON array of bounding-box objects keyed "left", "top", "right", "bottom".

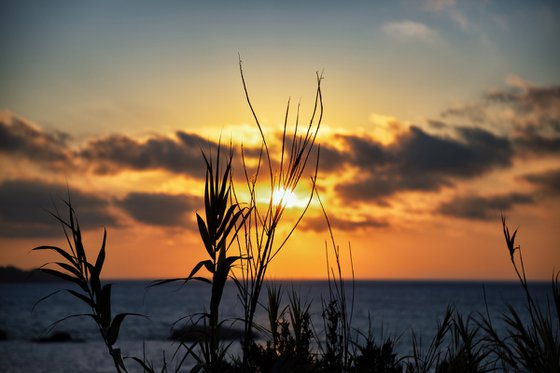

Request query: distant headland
[{"left": 0, "top": 266, "right": 62, "bottom": 283}]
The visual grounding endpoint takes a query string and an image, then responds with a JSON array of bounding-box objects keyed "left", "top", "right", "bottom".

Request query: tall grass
[
  {"left": 152, "top": 145, "right": 251, "bottom": 372},
  {"left": 476, "top": 215, "right": 560, "bottom": 372},
  {"left": 233, "top": 60, "right": 323, "bottom": 369},
  {"left": 33, "top": 196, "right": 144, "bottom": 373},
  {"left": 315, "top": 189, "right": 355, "bottom": 372}
]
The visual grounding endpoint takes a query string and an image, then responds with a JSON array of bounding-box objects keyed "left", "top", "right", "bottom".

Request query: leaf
[
  {"left": 129, "top": 357, "right": 154, "bottom": 372},
  {"left": 215, "top": 188, "right": 228, "bottom": 220},
  {"left": 94, "top": 228, "right": 107, "bottom": 277},
  {"left": 202, "top": 260, "right": 214, "bottom": 273},
  {"left": 203, "top": 157, "right": 218, "bottom": 236},
  {"left": 110, "top": 348, "right": 128, "bottom": 372},
  {"left": 45, "top": 313, "right": 100, "bottom": 334},
  {"left": 217, "top": 209, "right": 245, "bottom": 249},
  {"left": 74, "top": 226, "right": 86, "bottom": 264},
  {"left": 87, "top": 262, "right": 101, "bottom": 298},
  {"left": 38, "top": 268, "right": 88, "bottom": 292},
  {"left": 149, "top": 278, "right": 187, "bottom": 287},
  {"left": 210, "top": 256, "right": 240, "bottom": 314},
  {"left": 188, "top": 260, "right": 214, "bottom": 279},
  {"left": 107, "top": 312, "right": 146, "bottom": 346},
  {"left": 99, "top": 284, "right": 112, "bottom": 327},
  {"left": 47, "top": 210, "right": 73, "bottom": 233},
  {"left": 54, "top": 262, "right": 84, "bottom": 280},
  {"left": 218, "top": 158, "right": 232, "bottom": 202},
  {"left": 150, "top": 275, "right": 212, "bottom": 288},
  {"left": 213, "top": 255, "right": 241, "bottom": 299},
  {"left": 218, "top": 256, "right": 241, "bottom": 279},
  {"left": 197, "top": 214, "right": 214, "bottom": 259},
  {"left": 67, "top": 289, "right": 95, "bottom": 309},
  {"left": 32, "top": 289, "right": 66, "bottom": 311},
  {"left": 216, "top": 204, "right": 237, "bottom": 239},
  {"left": 190, "top": 277, "right": 212, "bottom": 284},
  {"left": 32, "top": 245, "right": 77, "bottom": 267}
]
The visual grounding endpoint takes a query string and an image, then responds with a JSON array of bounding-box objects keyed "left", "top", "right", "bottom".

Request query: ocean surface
[{"left": 0, "top": 280, "right": 552, "bottom": 372}]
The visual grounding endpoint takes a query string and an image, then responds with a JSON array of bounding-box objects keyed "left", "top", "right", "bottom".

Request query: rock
[
  {"left": 169, "top": 324, "right": 246, "bottom": 342},
  {"left": 32, "top": 331, "right": 83, "bottom": 343}
]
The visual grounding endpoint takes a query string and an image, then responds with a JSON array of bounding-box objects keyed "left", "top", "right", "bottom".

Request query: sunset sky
[{"left": 1, "top": 0, "right": 559, "bottom": 280}]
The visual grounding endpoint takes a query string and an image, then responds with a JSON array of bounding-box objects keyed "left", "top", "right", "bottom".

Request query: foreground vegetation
[{"left": 33, "top": 66, "right": 559, "bottom": 372}]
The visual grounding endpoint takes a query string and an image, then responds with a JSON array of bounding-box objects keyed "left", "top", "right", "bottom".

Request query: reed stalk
[
  {"left": 233, "top": 60, "right": 323, "bottom": 370},
  {"left": 33, "top": 196, "right": 144, "bottom": 373}
]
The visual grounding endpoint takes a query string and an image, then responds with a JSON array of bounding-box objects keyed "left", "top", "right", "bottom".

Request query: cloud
[
  {"left": 301, "top": 214, "right": 388, "bottom": 233},
  {"left": 0, "top": 111, "right": 72, "bottom": 168},
  {"left": 524, "top": 169, "right": 560, "bottom": 196},
  {"left": 442, "top": 80, "right": 560, "bottom": 156},
  {"left": 79, "top": 131, "right": 261, "bottom": 178},
  {"left": 425, "top": 0, "right": 455, "bottom": 11},
  {"left": 79, "top": 132, "right": 214, "bottom": 177},
  {"left": 381, "top": 20, "right": 439, "bottom": 43},
  {"left": 486, "top": 83, "right": 560, "bottom": 120},
  {"left": 438, "top": 193, "right": 535, "bottom": 221},
  {"left": 450, "top": 11, "right": 469, "bottom": 31},
  {"left": 119, "top": 192, "right": 200, "bottom": 227},
  {"left": 424, "top": 0, "right": 469, "bottom": 31},
  {"left": 335, "top": 125, "right": 513, "bottom": 202},
  {"left": 0, "top": 179, "right": 118, "bottom": 238},
  {"left": 515, "top": 133, "right": 560, "bottom": 155},
  {"left": 0, "top": 110, "right": 309, "bottom": 182},
  {"left": 317, "top": 144, "right": 347, "bottom": 173}
]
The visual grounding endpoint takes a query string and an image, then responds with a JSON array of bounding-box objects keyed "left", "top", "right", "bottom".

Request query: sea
[{"left": 0, "top": 279, "right": 553, "bottom": 372}]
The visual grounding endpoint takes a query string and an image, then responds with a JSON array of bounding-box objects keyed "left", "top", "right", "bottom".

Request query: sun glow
[{"left": 271, "top": 187, "right": 308, "bottom": 208}]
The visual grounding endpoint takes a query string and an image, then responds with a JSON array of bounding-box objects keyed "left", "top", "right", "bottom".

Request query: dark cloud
[
  {"left": 0, "top": 179, "right": 118, "bottom": 238},
  {"left": 344, "top": 134, "right": 389, "bottom": 168},
  {"left": 514, "top": 131, "right": 560, "bottom": 155},
  {"left": 79, "top": 132, "right": 213, "bottom": 177},
  {"left": 0, "top": 111, "right": 262, "bottom": 179},
  {"left": 524, "top": 169, "right": 560, "bottom": 195},
  {"left": 119, "top": 192, "right": 200, "bottom": 227},
  {"left": 438, "top": 193, "right": 535, "bottom": 221},
  {"left": 400, "top": 126, "right": 511, "bottom": 176},
  {"left": 317, "top": 144, "right": 347, "bottom": 172},
  {"left": 335, "top": 126, "right": 513, "bottom": 202},
  {"left": 78, "top": 131, "right": 261, "bottom": 179},
  {"left": 0, "top": 111, "right": 72, "bottom": 167},
  {"left": 301, "top": 214, "right": 388, "bottom": 232}
]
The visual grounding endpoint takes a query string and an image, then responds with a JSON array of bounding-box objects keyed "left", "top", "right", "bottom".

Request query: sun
[{"left": 271, "top": 187, "right": 307, "bottom": 208}]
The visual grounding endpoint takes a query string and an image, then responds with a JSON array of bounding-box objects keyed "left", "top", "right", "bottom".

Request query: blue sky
[{"left": 2, "top": 0, "right": 558, "bottom": 133}]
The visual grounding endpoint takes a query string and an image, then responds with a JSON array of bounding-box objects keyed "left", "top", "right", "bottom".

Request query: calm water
[{"left": 0, "top": 280, "right": 552, "bottom": 372}]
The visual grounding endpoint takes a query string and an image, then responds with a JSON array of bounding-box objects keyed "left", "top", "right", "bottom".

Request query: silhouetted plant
[
  {"left": 436, "top": 312, "right": 490, "bottom": 373},
  {"left": 130, "top": 342, "right": 170, "bottom": 373},
  {"left": 152, "top": 144, "right": 250, "bottom": 372},
  {"left": 353, "top": 337, "right": 402, "bottom": 373},
  {"left": 316, "top": 189, "right": 355, "bottom": 372},
  {"left": 477, "top": 215, "right": 560, "bottom": 372},
  {"left": 33, "top": 197, "right": 144, "bottom": 373},
  {"left": 234, "top": 60, "right": 323, "bottom": 369},
  {"left": 266, "top": 284, "right": 285, "bottom": 353},
  {"left": 322, "top": 299, "right": 344, "bottom": 372},
  {"left": 287, "top": 289, "right": 314, "bottom": 366},
  {"left": 405, "top": 305, "right": 453, "bottom": 373}
]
